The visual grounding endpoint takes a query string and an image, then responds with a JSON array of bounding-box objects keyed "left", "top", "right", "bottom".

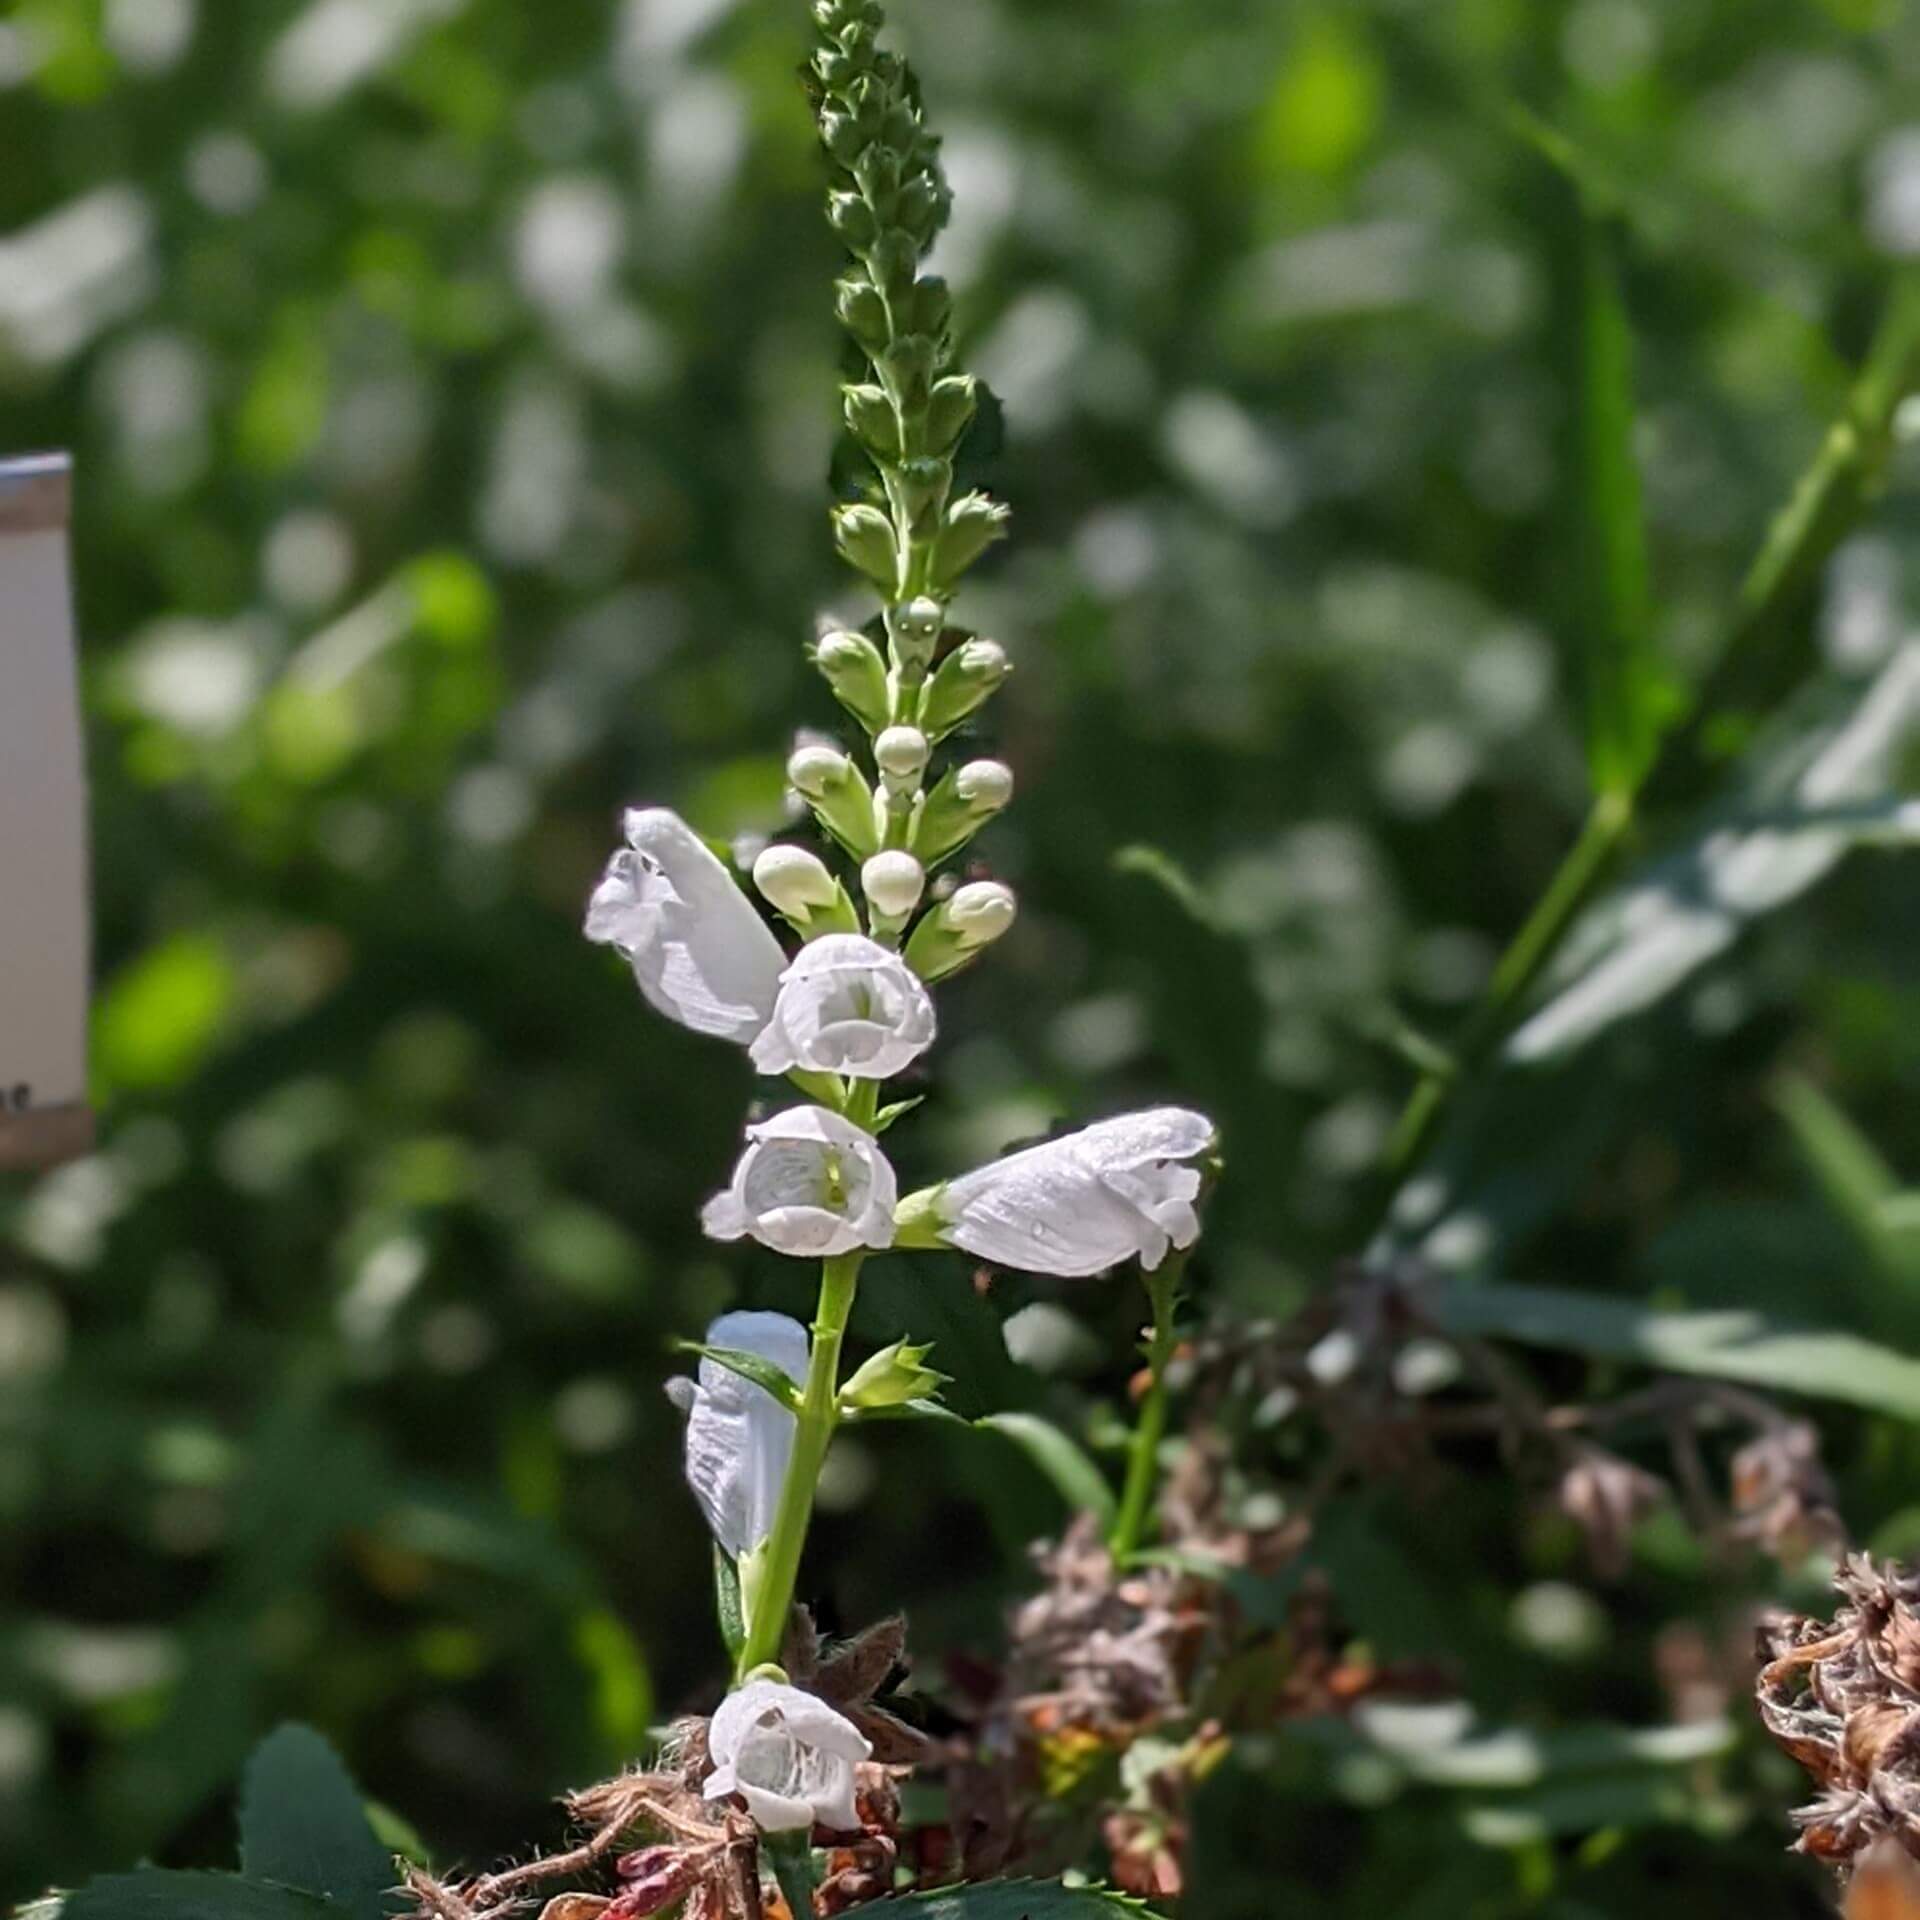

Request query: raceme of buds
[
  {"left": 749, "top": 933, "right": 936, "bottom": 1079},
  {"left": 912, "top": 758, "right": 1013, "bottom": 866},
  {"left": 902, "top": 879, "right": 1016, "bottom": 981},
  {"left": 704, "top": 1677, "right": 871, "bottom": 1833},
  {"left": 840, "top": 1337, "right": 945, "bottom": 1409},
  {"left": 585, "top": 808, "right": 786, "bottom": 1044},
  {"left": 920, "top": 636, "right": 1009, "bottom": 739},
  {"left": 811, "top": 628, "right": 891, "bottom": 733},
  {"left": 896, "top": 1107, "right": 1216, "bottom": 1278},
  {"left": 861, "top": 849, "right": 925, "bottom": 921},
  {"left": 753, "top": 844, "right": 857, "bottom": 938},
  {"left": 873, "top": 724, "right": 930, "bottom": 792},
  {"left": 787, "top": 743, "right": 879, "bottom": 859},
  {"left": 666, "top": 1310, "right": 809, "bottom": 1559},
  {"left": 701, "top": 1106, "right": 897, "bottom": 1258}
]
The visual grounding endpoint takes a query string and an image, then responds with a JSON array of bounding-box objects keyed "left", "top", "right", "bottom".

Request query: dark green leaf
[
  {"left": 1428, "top": 1277, "right": 1920, "bottom": 1418},
  {"left": 239, "top": 1725, "right": 397, "bottom": 1920},
  {"left": 64, "top": 1873, "right": 341, "bottom": 1920},
  {"left": 713, "top": 1543, "right": 746, "bottom": 1662},
  {"left": 674, "top": 1342, "right": 803, "bottom": 1410}
]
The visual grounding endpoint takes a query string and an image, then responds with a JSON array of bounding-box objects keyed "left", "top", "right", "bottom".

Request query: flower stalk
[
  {"left": 1108, "top": 1253, "right": 1187, "bottom": 1563},
  {"left": 735, "top": 1249, "right": 866, "bottom": 1679}
]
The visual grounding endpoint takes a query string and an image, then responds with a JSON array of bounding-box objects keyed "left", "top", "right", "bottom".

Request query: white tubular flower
[
  {"left": 748, "top": 933, "right": 936, "bottom": 1080},
  {"left": 701, "top": 1106, "right": 897, "bottom": 1258},
  {"left": 585, "top": 809, "right": 787, "bottom": 1044},
  {"left": 666, "top": 1310, "right": 809, "bottom": 1559},
  {"left": 932, "top": 1107, "right": 1216, "bottom": 1277},
  {"left": 705, "top": 1678, "right": 870, "bottom": 1833}
]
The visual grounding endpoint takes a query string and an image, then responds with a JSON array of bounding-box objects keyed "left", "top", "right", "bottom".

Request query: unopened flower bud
[
  {"left": 904, "top": 880, "right": 1016, "bottom": 981},
  {"left": 811, "top": 629, "right": 890, "bottom": 733},
  {"left": 787, "top": 744, "right": 878, "bottom": 859},
  {"left": 912, "top": 758, "right": 1013, "bottom": 865},
  {"left": 861, "top": 849, "right": 925, "bottom": 919},
  {"left": 840, "top": 1338, "right": 947, "bottom": 1410},
  {"left": 930, "top": 491, "right": 1010, "bottom": 589},
  {"left": 874, "top": 724, "right": 929, "bottom": 791},
  {"left": 754, "top": 844, "right": 837, "bottom": 915},
  {"left": 920, "top": 636, "right": 1010, "bottom": 739},
  {"left": 833, "top": 503, "right": 899, "bottom": 591}
]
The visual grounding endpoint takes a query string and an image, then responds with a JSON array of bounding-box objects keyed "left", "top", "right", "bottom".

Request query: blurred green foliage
[{"left": 4, "top": 0, "right": 1920, "bottom": 1913}]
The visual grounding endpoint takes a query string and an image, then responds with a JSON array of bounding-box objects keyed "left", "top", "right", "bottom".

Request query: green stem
[
  {"left": 1377, "top": 788, "right": 1633, "bottom": 1194},
  {"left": 1109, "top": 1259, "right": 1185, "bottom": 1562},
  {"left": 1370, "top": 272, "right": 1920, "bottom": 1224},
  {"left": 736, "top": 1250, "right": 865, "bottom": 1679}
]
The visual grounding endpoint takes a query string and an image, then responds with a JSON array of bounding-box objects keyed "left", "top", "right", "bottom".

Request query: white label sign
[{"left": 0, "top": 453, "right": 91, "bottom": 1169}]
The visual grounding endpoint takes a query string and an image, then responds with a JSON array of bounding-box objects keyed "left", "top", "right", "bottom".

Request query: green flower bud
[
  {"left": 913, "top": 757, "right": 1013, "bottom": 864},
  {"left": 879, "top": 335, "right": 936, "bottom": 414},
  {"left": 895, "top": 456, "right": 951, "bottom": 538},
  {"left": 827, "top": 191, "right": 878, "bottom": 250},
  {"left": 843, "top": 383, "right": 900, "bottom": 459},
  {"left": 873, "top": 724, "right": 929, "bottom": 791},
  {"left": 930, "top": 491, "right": 1010, "bottom": 588},
  {"left": 903, "top": 277, "right": 952, "bottom": 339},
  {"left": 787, "top": 743, "right": 878, "bottom": 859},
  {"left": 922, "top": 375, "right": 977, "bottom": 457},
  {"left": 832, "top": 502, "right": 899, "bottom": 591},
  {"left": 861, "top": 848, "right": 925, "bottom": 919},
  {"left": 810, "top": 628, "right": 890, "bottom": 733},
  {"left": 753, "top": 844, "right": 860, "bottom": 937},
  {"left": 835, "top": 275, "right": 889, "bottom": 355},
  {"left": 840, "top": 1338, "right": 948, "bottom": 1409},
  {"left": 890, "top": 1184, "right": 949, "bottom": 1250},
  {"left": 920, "top": 636, "right": 1009, "bottom": 739},
  {"left": 869, "top": 231, "right": 918, "bottom": 305},
  {"left": 904, "top": 880, "right": 1017, "bottom": 981}
]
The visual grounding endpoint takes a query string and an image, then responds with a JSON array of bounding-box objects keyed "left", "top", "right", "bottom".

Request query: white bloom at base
[
  {"left": 705, "top": 1678, "right": 870, "bottom": 1833},
  {"left": 748, "top": 933, "right": 936, "bottom": 1080},
  {"left": 666, "top": 1310, "right": 809, "bottom": 1558},
  {"left": 935, "top": 1107, "right": 1215, "bottom": 1277},
  {"left": 701, "top": 1106, "right": 897, "bottom": 1258},
  {"left": 585, "top": 809, "right": 787, "bottom": 1043}
]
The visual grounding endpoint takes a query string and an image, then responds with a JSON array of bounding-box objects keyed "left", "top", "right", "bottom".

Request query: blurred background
[{"left": 4, "top": 0, "right": 1920, "bottom": 1912}]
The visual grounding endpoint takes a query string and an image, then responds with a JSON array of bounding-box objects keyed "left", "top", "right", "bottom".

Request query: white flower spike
[
  {"left": 748, "top": 932, "right": 936, "bottom": 1080},
  {"left": 701, "top": 1106, "right": 898, "bottom": 1258},
  {"left": 704, "top": 1677, "right": 870, "bottom": 1833},
  {"left": 921, "top": 1107, "right": 1215, "bottom": 1278},
  {"left": 585, "top": 808, "right": 787, "bottom": 1044},
  {"left": 666, "top": 1310, "right": 810, "bottom": 1559}
]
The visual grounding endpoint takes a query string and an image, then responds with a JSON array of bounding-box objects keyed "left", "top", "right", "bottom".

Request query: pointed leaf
[
  {"left": 976, "top": 1413, "right": 1117, "bottom": 1528},
  {"left": 1428, "top": 1277, "right": 1920, "bottom": 1419},
  {"left": 239, "top": 1726, "right": 397, "bottom": 1920},
  {"left": 64, "top": 1874, "right": 341, "bottom": 1920},
  {"left": 674, "top": 1342, "right": 803, "bottom": 1411}
]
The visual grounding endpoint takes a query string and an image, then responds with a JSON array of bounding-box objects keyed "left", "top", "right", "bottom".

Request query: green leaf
[
  {"left": 976, "top": 1412, "right": 1117, "bottom": 1528},
  {"left": 1775, "top": 1073, "right": 1920, "bottom": 1291},
  {"left": 1563, "top": 188, "right": 1663, "bottom": 798},
  {"left": 1427, "top": 1277, "right": 1920, "bottom": 1419},
  {"left": 239, "top": 1725, "right": 398, "bottom": 1920},
  {"left": 64, "top": 1874, "right": 341, "bottom": 1920},
  {"left": 874, "top": 1881, "right": 1159, "bottom": 1917},
  {"left": 674, "top": 1342, "right": 803, "bottom": 1411}
]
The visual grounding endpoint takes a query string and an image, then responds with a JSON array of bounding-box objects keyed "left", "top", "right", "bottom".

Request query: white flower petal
[
  {"left": 700, "top": 1106, "right": 897, "bottom": 1259},
  {"left": 678, "top": 1311, "right": 809, "bottom": 1556},
  {"left": 706, "top": 1679, "right": 871, "bottom": 1835},
  {"left": 585, "top": 808, "right": 787, "bottom": 1043},
  {"left": 748, "top": 933, "right": 936, "bottom": 1081},
  {"left": 941, "top": 1106, "right": 1216, "bottom": 1277}
]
